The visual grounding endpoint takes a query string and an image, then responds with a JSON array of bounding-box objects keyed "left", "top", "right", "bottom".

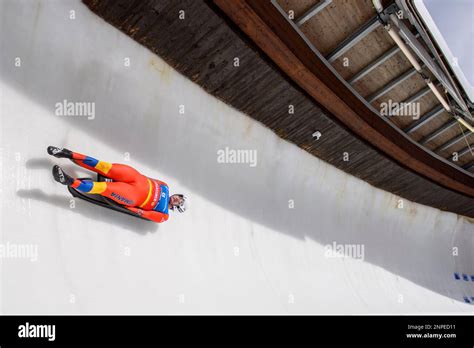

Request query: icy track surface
[{"left": 0, "top": 0, "right": 473, "bottom": 314}]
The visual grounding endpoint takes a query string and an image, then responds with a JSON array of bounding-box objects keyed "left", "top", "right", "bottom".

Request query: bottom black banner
[{"left": 0, "top": 315, "right": 472, "bottom": 346}]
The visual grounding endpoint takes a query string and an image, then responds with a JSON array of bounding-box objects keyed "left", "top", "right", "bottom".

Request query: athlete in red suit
[{"left": 48, "top": 146, "right": 187, "bottom": 223}]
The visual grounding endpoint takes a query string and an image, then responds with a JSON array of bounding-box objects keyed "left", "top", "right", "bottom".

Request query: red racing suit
[{"left": 70, "top": 152, "right": 169, "bottom": 223}]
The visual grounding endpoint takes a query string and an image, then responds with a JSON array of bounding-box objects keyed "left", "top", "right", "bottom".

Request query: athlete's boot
[
  {"left": 47, "top": 146, "right": 73, "bottom": 159},
  {"left": 52, "top": 165, "right": 75, "bottom": 186}
]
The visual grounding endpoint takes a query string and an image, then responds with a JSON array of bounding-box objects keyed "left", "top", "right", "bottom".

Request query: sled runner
[{"left": 67, "top": 174, "right": 150, "bottom": 221}]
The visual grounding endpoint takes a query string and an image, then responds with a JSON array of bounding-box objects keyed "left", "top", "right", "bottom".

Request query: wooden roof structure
[{"left": 83, "top": 0, "right": 474, "bottom": 217}]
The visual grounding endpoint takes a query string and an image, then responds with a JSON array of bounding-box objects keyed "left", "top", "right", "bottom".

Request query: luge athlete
[{"left": 48, "top": 146, "right": 187, "bottom": 223}]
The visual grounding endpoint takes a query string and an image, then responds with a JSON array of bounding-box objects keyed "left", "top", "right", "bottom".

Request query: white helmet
[{"left": 171, "top": 194, "right": 188, "bottom": 213}]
